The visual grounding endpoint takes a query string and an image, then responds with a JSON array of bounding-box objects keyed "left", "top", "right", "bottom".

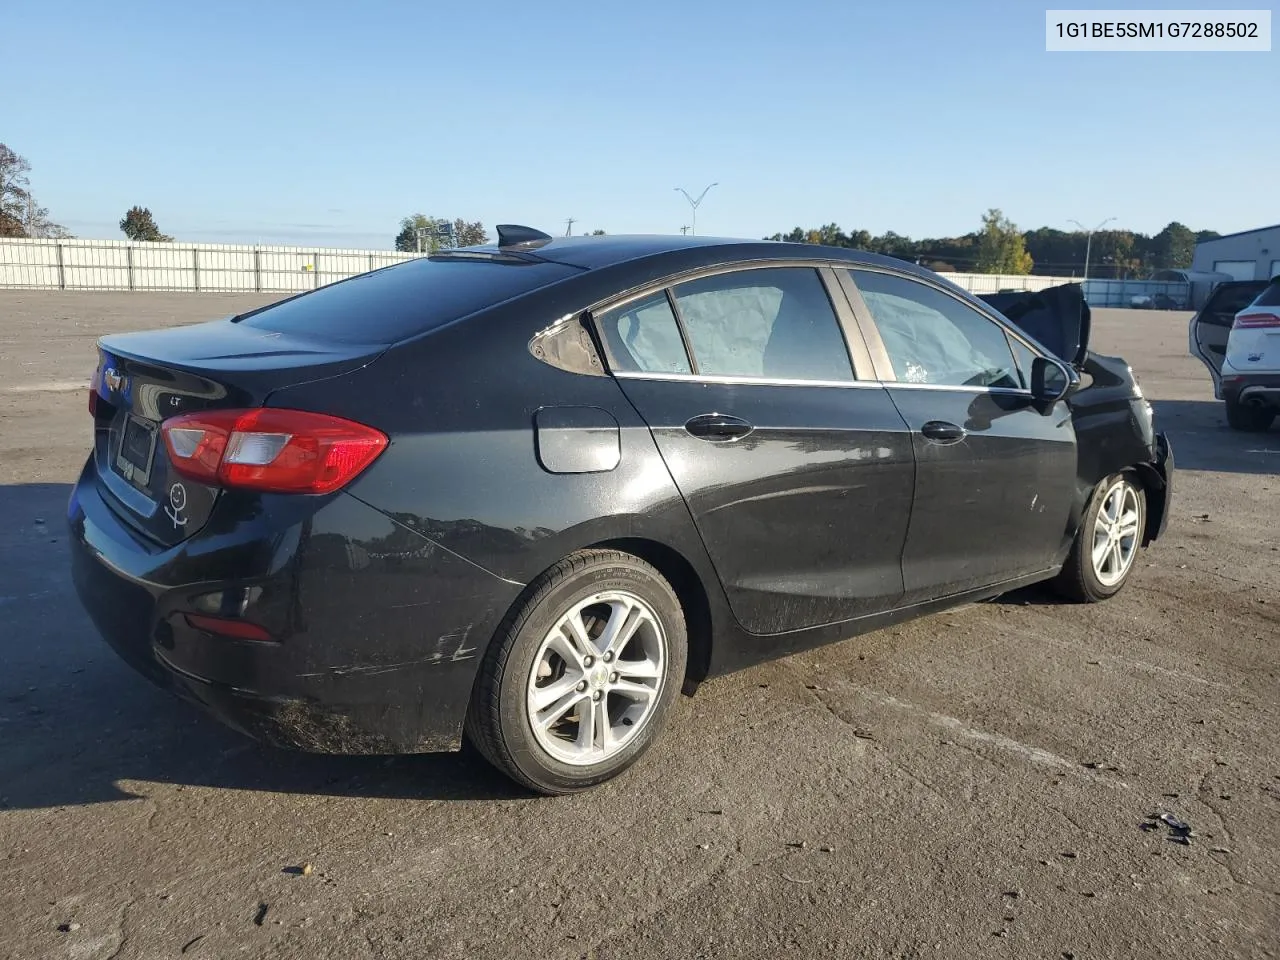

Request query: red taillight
[
  {"left": 89, "top": 363, "right": 102, "bottom": 417},
  {"left": 184, "top": 613, "right": 275, "bottom": 642},
  {"left": 161, "top": 408, "right": 388, "bottom": 494},
  {"left": 1234, "top": 312, "right": 1280, "bottom": 329}
]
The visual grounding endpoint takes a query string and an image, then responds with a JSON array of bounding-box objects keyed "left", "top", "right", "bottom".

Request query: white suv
[{"left": 1190, "top": 277, "right": 1280, "bottom": 432}]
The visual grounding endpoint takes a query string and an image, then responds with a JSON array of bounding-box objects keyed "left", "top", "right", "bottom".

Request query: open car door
[{"left": 1188, "top": 280, "right": 1268, "bottom": 396}]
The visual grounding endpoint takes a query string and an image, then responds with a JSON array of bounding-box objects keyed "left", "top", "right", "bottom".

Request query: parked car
[
  {"left": 1189, "top": 277, "right": 1280, "bottom": 431},
  {"left": 70, "top": 229, "right": 1173, "bottom": 794},
  {"left": 1130, "top": 293, "right": 1183, "bottom": 310}
]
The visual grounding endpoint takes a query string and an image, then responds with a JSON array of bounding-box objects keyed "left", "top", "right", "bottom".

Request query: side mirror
[{"left": 1030, "top": 356, "right": 1075, "bottom": 403}]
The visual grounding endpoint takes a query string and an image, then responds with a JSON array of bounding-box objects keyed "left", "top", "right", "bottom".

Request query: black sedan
[{"left": 70, "top": 227, "right": 1173, "bottom": 794}]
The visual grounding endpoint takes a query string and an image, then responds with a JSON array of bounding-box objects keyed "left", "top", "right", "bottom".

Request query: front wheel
[
  {"left": 1225, "top": 398, "right": 1275, "bottom": 433},
  {"left": 1054, "top": 473, "right": 1146, "bottom": 603},
  {"left": 465, "top": 550, "right": 687, "bottom": 795}
]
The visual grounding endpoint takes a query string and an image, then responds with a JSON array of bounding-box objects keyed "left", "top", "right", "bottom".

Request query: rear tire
[
  {"left": 465, "top": 550, "right": 687, "bottom": 795},
  {"left": 1225, "top": 398, "right": 1275, "bottom": 432},
  {"left": 1054, "top": 473, "right": 1146, "bottom": 603}
]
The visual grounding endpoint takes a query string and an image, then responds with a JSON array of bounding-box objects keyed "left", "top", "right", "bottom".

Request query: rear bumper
[
  {"left": 1222, "top": 373, "right": 1280, "bottom": 408},
  {"left": 69, "top": 459, "right": 522, "bottom": 754}
]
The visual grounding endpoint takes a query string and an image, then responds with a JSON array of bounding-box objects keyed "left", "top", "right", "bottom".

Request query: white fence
[
  {"left": 0, "top": 238, "right": 420, "bottom": 293},
  {"left": 941, "top": 272, "right": 1070, "bottom": 295},
  {"left": 0, "top": 238, "right": 1190, "bottom": 306}
]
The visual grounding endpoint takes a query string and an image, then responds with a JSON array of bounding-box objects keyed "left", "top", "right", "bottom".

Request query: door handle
[
  {"left": 685, "top": 413, "right": 754, "bottom": 442},
  {"left": 920, "top": 420, "right": 966, "bottom": 443}
]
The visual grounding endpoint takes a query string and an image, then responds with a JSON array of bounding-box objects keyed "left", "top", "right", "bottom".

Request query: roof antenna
[{"left": 496, "top": 224, "right": 555, "bottom": 250}]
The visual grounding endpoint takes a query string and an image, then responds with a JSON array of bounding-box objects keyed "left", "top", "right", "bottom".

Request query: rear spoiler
[{"left": 979, "top": 283, "right": 1091, "bottom": 369}]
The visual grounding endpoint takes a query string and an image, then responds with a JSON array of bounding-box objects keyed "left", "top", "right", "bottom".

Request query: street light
[
  {"left": 674, "top": 183, "right": 718, "bottom": 236},
  {"left": 1067, "top": 216, "right": 1117, "bottom": 281}
]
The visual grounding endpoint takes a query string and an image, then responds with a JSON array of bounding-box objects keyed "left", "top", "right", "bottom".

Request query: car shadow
[
  {"left": 0, "top": 482, "right": 527, "bottom": 811},
  {"left": 1149, "top": 399, "right": 1280, "bottom": 475},
  {"left": 987, "top": 582, "right": 1065, "bottom": 607}
]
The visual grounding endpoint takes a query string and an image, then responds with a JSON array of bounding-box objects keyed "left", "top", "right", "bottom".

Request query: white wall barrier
[{"left": 0, "top": 238, "right": 421, "bottom": 293}]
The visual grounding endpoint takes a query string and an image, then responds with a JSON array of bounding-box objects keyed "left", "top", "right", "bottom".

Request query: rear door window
[
  {"left": 670, "top": 268, "right": 855, "bottom": 381},
  {"left": 1250, "top": 280, "right": 1280, "bottom": 307},
  {"left": 237, "top": 257, "right": 579, "bottom": 344},
  {"left": 595, "top": 292, "right": 691, "bottom": 374},
  {"left": 1200, "top": 282, "right": 1268, "bottom": 326}
]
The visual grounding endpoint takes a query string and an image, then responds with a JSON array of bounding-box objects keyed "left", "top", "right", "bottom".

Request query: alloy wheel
[
  {"left": 1091, "top": 479, "right": 1141, "bottom": 587},
  {"left": 526, "top": 590, "right": 667, "bottom": 766}
]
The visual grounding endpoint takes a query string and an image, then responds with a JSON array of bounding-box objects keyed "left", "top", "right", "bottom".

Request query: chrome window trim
[
  {"left": 885, "top": 382, "right": 1033, "bottom": 396},
  {"left": 611, "top": 370, "right": 882, "bottom": 389},
  {"left": 610, "top": 369, "right": 1032, "bottom": 396}
]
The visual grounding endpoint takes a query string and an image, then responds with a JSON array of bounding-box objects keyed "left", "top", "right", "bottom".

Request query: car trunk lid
[{"left": 91, "top": 318, "right": 385, "bottom": 547}]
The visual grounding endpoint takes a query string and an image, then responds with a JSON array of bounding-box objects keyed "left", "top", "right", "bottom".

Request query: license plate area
[{"left": 115, "top": 414, "right": 158, "bottom": 488}]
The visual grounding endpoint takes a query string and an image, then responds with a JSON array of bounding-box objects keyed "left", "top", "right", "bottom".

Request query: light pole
[
  {"left": 1068, "top": 217, "right": 1116, "bottom": 281},
  {"left": 674, "top": 183, "right": 718, "bottom": 236}
]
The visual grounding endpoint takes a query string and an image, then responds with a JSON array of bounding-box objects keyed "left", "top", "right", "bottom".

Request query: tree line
[{"left": 766, "top": 209, "right": 1219, "bottom": 277}]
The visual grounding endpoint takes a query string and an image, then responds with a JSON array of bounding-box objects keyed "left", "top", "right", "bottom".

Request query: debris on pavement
[
  {"left": 301, "top": 862, "right": 313, "bottom": 876},
  {"left": 785, "top": 841, "right": 807, "bottom": 849},
  {"left": 56, "top": 923, "right": 79, "bottom": 933},
  {"left": 181, "top": 935, "right": 205, "bottom": 953},
  {"left": 1141, "top": 812, "right": 1194, "bottom": 844},
  {"left": 253, "top": 903, "right": 269, "bottom": 927}
]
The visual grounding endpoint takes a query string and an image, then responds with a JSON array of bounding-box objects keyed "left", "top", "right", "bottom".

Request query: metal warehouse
[{"left": 1191, "top": 224, "right": 1280, "bottom": 281}]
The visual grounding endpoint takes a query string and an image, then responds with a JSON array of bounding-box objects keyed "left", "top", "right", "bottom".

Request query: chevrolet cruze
[{"left": 71, "top": 228, "right": 1173, "bottom": 794}]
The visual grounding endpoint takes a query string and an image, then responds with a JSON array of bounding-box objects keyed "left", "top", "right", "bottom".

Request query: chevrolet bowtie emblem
[{"left": 103, "top": 368, "right": 124, "bottom": 392}]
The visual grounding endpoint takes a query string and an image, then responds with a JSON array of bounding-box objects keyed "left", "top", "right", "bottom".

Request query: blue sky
[{"left": 3, "top": 0, "right": 1275, "bottom": 248}]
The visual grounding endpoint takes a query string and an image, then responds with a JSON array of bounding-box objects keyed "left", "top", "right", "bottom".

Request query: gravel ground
[{"left": 0, "top": 292, "right": 1277, "bottom": 960}]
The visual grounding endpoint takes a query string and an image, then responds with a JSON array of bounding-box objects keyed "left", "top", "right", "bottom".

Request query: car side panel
[
  {"left": 266, "top": 304, "right": 742, "bottom": 661},
  {"left": 885, "top": 386, "right": 1077, "bottom": 601},
  {"left": 615, "top": 377, "right": 915, "bottom": 633}
]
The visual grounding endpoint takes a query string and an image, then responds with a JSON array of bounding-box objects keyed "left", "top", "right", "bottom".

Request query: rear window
[
  {"left": 1251, "top": 280, "right": 1280, "bottom": 308},
  {"left": 1206, "top": 282, "right": 1268, "bottom": 316},
  {"left": 236, "top": 257, "right": 579, "bottom": 344}
]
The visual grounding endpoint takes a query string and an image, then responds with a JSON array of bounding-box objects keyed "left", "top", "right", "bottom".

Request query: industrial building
[{"left": 1191, "top": 224, "right": 1280, "bottom": 281}]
